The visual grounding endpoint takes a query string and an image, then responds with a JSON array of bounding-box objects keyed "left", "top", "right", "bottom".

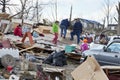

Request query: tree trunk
[
  {"left": 118, "top": 14, "right": 120, "bottom": 35},
  {"left": 117, "top": 2, "right": 120, "bottom": 35},
  {"left": 2, "top": 0, "right": 6, "bottom": 12}
]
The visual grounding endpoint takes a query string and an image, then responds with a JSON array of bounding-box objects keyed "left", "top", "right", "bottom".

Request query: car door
[{"left": 96, "top": 42, "right": 120, "bottom": 66}]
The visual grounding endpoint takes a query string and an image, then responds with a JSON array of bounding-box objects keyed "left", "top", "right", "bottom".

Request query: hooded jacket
[{"left": 60, "top": 19, "right": 69, "bottom": 29}]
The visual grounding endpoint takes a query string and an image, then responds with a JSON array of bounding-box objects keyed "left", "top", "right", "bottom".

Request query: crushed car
[{"left": 80, "top": 37, "right": 120, "bottom": 66}]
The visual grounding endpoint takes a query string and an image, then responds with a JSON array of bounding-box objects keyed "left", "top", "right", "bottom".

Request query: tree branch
[
  {"left": 5, "top": 4, "right": 18, "bottom": 6},
  {"left": 0, "top": 0, "right": 4, "bottom": 3},
  {"left": 6, "top": 0, "right": 11, "bottom": 2},
  {"left": 8, "top": 11, "right": 22, "bottom": 19},
  {"left": 114, "top": 17, "right": 118, "bottom": 23}
]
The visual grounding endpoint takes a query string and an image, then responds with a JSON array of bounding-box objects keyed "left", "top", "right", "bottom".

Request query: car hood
[
  {"left": 89, "top": 43, "right": 105, "bottom": 50},
  {"left": 82, "top": 43, "right": 105, "bottom": 56},
  {"left": 82, "top": 49, "right": 102, "bottom": 56}
]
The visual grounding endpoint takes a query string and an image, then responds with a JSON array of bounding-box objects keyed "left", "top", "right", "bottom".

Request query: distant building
[
  {"left": 108, "top": 24, "right": 117, "bottom": 30},
  {"left": 79, "top": 18, "right": 103, "bottom": 33}
]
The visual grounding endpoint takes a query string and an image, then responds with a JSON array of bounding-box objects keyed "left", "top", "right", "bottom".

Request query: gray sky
[{"left": 8, "top": 0, "right": 119, "bottom": 23}]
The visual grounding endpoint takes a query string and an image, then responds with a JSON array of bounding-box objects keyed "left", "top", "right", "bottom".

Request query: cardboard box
[
  {"left": 34, "top": 26, "right": 52, "bottom": 34},
  {"left": 71, "top": 56, "right": 109, "bottom": 80}
]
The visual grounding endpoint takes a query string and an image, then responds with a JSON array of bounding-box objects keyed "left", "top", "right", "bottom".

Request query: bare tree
[
  {"left": 0, "top": 0, "right": 17, "bottom": 13},
  {"left": 102, "top": 0, "right": 113, "bottom": 28},
  {"left": 24, "top": 6, "right": 33, "bottom": 19},
  {"left": 11, "top": 0, "right": 52, "bottom": 24},
  {"left": 116, "top": 2, "right": 120, "bottom": 35},
  {"left": 32, "top": 0, "right": 43, "bottom": 23},
  {"left": 55, "top": 0, "right": 57, "bottom": 21},
  {"left": 14, "top": 0, "right": 34, "bottom": 25},
  {"left": 30, "top": 0, "right": 52, "bottom": 23},
  {"left": 19, "top": 0, "right": 28, "bottom": 25}
]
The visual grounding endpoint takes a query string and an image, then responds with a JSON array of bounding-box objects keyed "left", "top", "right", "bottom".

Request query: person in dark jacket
[
  {"left": 70, "top": 18, "right": 83, "bottom": 44},
  {"left": 60, "top": 19, "right": 69, "bottom": 38}
]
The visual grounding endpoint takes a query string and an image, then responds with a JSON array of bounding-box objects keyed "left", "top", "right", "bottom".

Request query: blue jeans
[
  {"left": 60, "top": 25, "right": 67, "bottom": 38},
  {"left": 70, "top": 31, "right": 81, "bottom": 44}
]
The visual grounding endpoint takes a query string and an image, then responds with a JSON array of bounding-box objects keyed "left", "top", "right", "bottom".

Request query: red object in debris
[
  {"left": 7, "top": 66, "right": 13, "bottom": 72},
  {"left": 108, "top": 75, "right": 120, "bottom": 80}
]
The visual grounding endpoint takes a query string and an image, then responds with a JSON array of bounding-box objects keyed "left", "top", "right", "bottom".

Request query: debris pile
[{"left": 0, "top": 17, "right": 118, "bottom": 80}]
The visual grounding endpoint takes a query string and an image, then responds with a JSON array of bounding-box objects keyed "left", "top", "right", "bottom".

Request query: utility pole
[
  {"left": 106, "top": 0, "right": 110, "bottom": 29},
  {"left": 116, "top": 2, "right": 120, "bottom": 35},
  {"left": 69, "top": 5, "right": 72, "bottom": 23},
  {"left": 69, "top": 5, "right": 73, "bottom": 30},
  {"left": 36, "top": 0, "right": 39, "bottom": 23},
  {"left": 55, "top": 0, "right": 57, "bottom": 21}
]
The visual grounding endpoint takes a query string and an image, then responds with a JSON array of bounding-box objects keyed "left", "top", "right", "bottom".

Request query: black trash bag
[
  {"left": 52, "top": 57, "right": 67, "bottom": 66},
  {"left": 53, "top": 50, "right": 65, "bottom": 58},
  {"left": 43, "top": 51, "right": 55, "bottom": 64},
  {"left": 44, "top": 50, "right": 67, "bottom": 66},
  {"left": 52, "top": 50, "right": 67, "bottom": 66},
  {"left": 52, "top": 57, "right": 64, "bottom": 66},
  {"left": 62, "top": 56, "right": 67, "bottom": 65}
]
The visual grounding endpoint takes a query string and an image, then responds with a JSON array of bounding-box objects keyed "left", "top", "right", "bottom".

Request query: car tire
[{"left": 1, "top": 54, "right": 15, "bottom": 68}]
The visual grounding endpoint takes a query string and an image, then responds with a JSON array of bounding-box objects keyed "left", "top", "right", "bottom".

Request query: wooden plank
[
  {"left": 43, "top": 67, "right": 65, "bottom": 72},
  {"left": 65, "top": 53, "right": 81, "bottom": 60},
  {"left": 19, "top": 46, "right": 35, "bottom": 53},
  {"left": 101, "top": 66, "right": 120, "bottom": 70},
  {"left": 101, "top": 66, "right": 120, "bottom": 76}
]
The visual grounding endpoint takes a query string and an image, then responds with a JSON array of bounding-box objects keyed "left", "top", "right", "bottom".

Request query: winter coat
[
  {"left": 52, "top": 23, "right": 59, "bottom": 33},
  {"left": 60, "top": 19, "right": 69, "bottom": 29},
  {"left": 80, "top": 43, "right": 89, "bottom": 52},
  {"left": 73, "top": 21, "right": 83, "bottom": 33},
  {"left": 14, "top": 26, "right": 22, "bottom": 37}
]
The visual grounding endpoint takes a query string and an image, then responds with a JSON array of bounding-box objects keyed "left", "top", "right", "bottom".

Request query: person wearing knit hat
[
  {"left": 83, "top": 39, "right": 88, "bottom": 43},
  {"left": 80, "top": 38, "right": 89, "bottom": 52},
  {"left": 52, "top": 21, "right": 59, "bottom": 44}
]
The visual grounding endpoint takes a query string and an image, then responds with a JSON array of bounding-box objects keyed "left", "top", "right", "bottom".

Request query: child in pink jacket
[{"left": 80, "top": 39, "right": 89, "bottom": 52}]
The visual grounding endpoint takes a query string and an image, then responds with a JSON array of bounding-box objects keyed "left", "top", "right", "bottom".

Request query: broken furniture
[
  {"left": 101, "top": 66, "right": 120, "bottom": 80},
  {"left": 0, "top": 19, "right": 10, "bottom": 33}
]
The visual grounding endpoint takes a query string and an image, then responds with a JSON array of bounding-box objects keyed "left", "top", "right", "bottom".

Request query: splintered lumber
[
  {"left": 65, "top": 53, "right": 81, "bottom": 60},
  {"left": 43, "top": 67, "right": 66, "bottom": 80},
  {"left": 20, "top": 45, "right": 53, "bottom": 53},
  {"left": 43, "top": 67, "right": 65, "bottom": 73},
  {"left": 101, "top": 66, "right": 120, "bottom": 76},
  {"left": 15, "top": 43, "right": 31, "bottom": 49},
  {"left": 19, "top": 46, "right": 36, "bottom": 53}
]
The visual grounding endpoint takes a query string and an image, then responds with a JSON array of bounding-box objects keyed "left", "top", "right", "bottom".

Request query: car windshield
[
  {"left": 107, "top": 42, "right": 120, "bottom": 53},
  {"left": 90, "top": 43, "right": 105, "bottom": 50}
]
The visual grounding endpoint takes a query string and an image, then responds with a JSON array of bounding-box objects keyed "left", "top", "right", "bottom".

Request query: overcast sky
[{"left": 10, "top": 0, "right": 120, "bottom": 23}]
